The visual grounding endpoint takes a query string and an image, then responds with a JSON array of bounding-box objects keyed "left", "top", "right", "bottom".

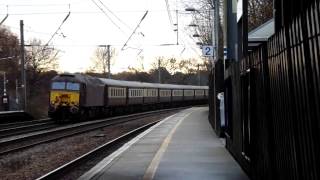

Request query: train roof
[
  {"left": 52, "top": 73, "right": 208, "bottom": 90},
  {"left": 99, "top": 78, "right": 208, "bottom": 90},
  {"left": 52, "top": 73, "right": 105, "bottom": 86}
]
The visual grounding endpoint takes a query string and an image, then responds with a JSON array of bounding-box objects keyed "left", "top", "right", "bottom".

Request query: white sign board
[{"left": 202, "top": 45, "right": 214, "bottom": 57}]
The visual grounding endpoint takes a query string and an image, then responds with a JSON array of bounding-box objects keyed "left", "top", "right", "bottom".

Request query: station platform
[{"left": 80, "top": 107, "right": 249, "bottom": 180}]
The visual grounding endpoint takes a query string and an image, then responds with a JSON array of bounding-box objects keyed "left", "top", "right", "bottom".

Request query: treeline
[
  {"left": 87, "top": 57, "right": 210, "bottom": 86},
  {"left": 0, "top": 26, "right": 209, "bottom": 118}
]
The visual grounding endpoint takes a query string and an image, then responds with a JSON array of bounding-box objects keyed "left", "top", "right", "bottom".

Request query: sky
[{"left": 0, "top": 0, "right": 203, "bottom": 73}]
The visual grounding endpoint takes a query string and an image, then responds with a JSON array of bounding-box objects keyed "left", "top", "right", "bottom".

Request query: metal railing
[{"left": 226, "top": 1, "right": 320, "bottom": 179}]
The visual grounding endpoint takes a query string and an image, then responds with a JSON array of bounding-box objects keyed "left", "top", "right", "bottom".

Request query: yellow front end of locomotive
[{"left": 50, "top": 90, "right": 80, "bottom": 108}]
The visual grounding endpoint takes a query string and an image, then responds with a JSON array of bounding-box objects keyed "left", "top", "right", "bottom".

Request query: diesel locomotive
[{"left": 48, "top": 73, "right": 208, "bottom": 121}]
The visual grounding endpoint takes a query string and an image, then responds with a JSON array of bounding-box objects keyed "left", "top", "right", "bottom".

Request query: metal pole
[
  {"left": 107, "top": 45, "right": 111, "bottom": 78},
  {"left": 211, "top": 6, "right": 215, "bottom": 68},
  {"left": 214, "top": 0, "right": 220, "bottom": 61},
  {"left": 226, "top": 0, "right": 237, "bottom": 60},
  {"left": 3, "top": 72, "right": 6, "bottom": 96},
  {"left": 158, "top": 58, "right": 161, "bottom": 83},
  {"left": 176, "top": 10, "right": 179, "bottom": 45},
  {"left": 15, "top": 79, "right": 19, "bottom": 105},
  {"left": 198, "top": 64, "right": 201, "bottom": 86},
  {"left": 20, "top": 20, "right": 27, "bottom": 111}
]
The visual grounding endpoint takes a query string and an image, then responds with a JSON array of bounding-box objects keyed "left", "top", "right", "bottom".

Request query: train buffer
[{"left": 79, "top": 107, "right": 249, "bottom": 180}]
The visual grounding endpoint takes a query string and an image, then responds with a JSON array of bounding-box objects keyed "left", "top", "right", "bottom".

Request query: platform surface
[{"left": 80, "top": 107, "right": 250, "bottom": 180}]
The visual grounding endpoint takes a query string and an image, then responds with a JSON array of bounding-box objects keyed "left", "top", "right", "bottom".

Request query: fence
[{"left": 225, "top": 1, "right": 320, "bottom": 179}]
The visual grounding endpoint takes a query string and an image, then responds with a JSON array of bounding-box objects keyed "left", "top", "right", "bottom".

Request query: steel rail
[
  {"left": 0, "top": 121, "right": 58, "bottom": 139},
  {"left": 36, "top": 120, "right": 159, "bottom": 180},
  {"left": 0, "top": 107, "right": 184, "bottom": 156},
  {"left": 0, "top": 118, "right": 51, "bottom": 130}
]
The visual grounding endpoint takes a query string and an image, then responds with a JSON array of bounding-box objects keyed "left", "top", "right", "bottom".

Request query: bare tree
[
  {"left": 0, "top": 26, "right": 20, "bottom": 99},
  {"left": 184, "top": 0, "right": 214, "bottom": 45},
  {"left": 185, "top": 0, "right": 273, "bottom": 42},
  {"left": 25, "top": 38, "right": 59, "bottom": 73},
  {"left": 248, "top": 0, "right": 273, "bottom": 31},
  {"left": 150, "top": 56, "right": 169, "bottom": 71},
  {"left": 89, "top": 46, "right": 116, "bottom": 76}
]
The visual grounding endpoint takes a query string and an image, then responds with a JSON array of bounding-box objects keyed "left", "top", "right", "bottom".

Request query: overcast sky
[{"left": 0, "top": 0, "right": 203, "bottom": 73}]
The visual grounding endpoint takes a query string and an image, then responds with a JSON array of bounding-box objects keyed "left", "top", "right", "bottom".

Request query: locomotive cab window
[
  {"left": 52, "top": 82, "right": 65, "bottom": 90},
  {"left": 66, "top": 82, "right": 80, "bottom": 91}
]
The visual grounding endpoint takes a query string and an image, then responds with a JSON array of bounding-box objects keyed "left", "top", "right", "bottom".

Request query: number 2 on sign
[
  {"left": 202, "top": 45, "right": 213, "bottom": 57},
  {"left": 205, "top": 47, "right": 211, "bottom": 55}
]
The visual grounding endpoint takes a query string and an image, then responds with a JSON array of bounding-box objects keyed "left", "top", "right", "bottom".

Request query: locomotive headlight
[{"left": 70, "top": 106, "right": 79, "bottom": 114}]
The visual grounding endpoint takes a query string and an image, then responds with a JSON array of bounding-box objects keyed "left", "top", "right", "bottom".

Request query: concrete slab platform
[{"left": 80, "top": 107, "right": 249, "bottom": 180}]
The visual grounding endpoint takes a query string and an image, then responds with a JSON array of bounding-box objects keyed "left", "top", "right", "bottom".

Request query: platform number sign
[{"left": 202, "top": 45, "right": 214, "bottom": 57}]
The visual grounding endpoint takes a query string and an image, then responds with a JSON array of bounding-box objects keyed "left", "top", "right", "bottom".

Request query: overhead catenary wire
[
  {"left": 0, "top": 5, "right": 8, "bottom": 25},
  {"left": 121, "top": 10, "right": 148, "bottom": 51},
  {"left": 164, "top": 0, "right": 174, "bottom": 26},
  {"left": 0, "top": 3, "right": 71, "bottom": 7},
  {"left": 1, "top": 1, "right": 200, "bottom": 58},
  {"left": 178, "top": 27, "right": 201, "bottom": 57},
  {"left": 44, "top": 8, "right": 71, "bottom": 46},
  {"left": 90, "top": 0, "right": 126, "bottom": 34},
  {"left": 96, "top": 0, "right": 133, "bottom": 31},
  {"left": 0, "top": 9, "right": 195, "bottom": 16}
]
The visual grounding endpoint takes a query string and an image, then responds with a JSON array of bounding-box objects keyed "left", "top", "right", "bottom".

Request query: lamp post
[
  {"left": 173, "top": 10, "right": 179, "bottom": 45},
  {"left": 185, "top": 3, "right": 219, "bottom": 132},
  {"left": 0, "top": 71, "right": 9, "bottom": 111},
  {"left": 0, "top": 72, "right": 7, "bottom": 96},
  {"left": 185, "top": 6, "right": 215, "bottom": 66}
]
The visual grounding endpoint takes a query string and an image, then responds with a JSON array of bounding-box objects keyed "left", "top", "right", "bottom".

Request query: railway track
[
  {"left": 0, "top": 119, "right": 57, "bottom": 139},
  {"left": 0, "top": 107, "right": 183, "bottom": 156},
  {"left": 36, "top": 120, "right": 159, "bottom": 180},
  {"left": 0, "top": 118, "right": 52, "bottom": 130}
]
